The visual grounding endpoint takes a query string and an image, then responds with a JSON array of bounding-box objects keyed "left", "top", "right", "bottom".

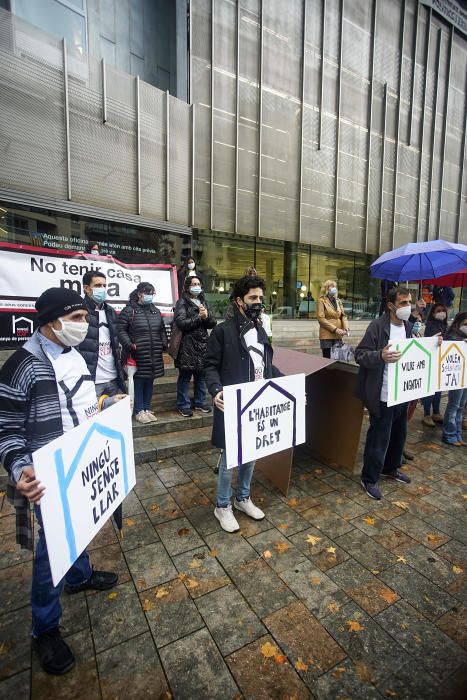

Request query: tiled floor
[{"left": 0, "top": 410, "right": 466, "bottom": 699}]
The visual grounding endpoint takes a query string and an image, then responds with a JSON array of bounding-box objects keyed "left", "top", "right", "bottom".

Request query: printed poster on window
[{"left": 223, "top": 374, "right": 306, "bottom": 469}]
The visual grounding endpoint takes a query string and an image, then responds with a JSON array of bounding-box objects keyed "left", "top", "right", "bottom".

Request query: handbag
[
  {"left": 168, "top": 323, "right": 183, "bottom": 360},
  {"left": 331, "top": 340, "right": 355, "bottom": 363}
]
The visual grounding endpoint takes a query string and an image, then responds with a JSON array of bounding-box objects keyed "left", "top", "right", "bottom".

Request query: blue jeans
[
  {"left": 443, "top": 388, "right": 467, "bottom": 444},
  {"left": 95, "top": 378, "right": 120, "bottom": 398},
  {"left": 177, "top": 369, "right": 206, "bottom": 410},
  {"left": 422, "top": 392, "right": 442, "bottom": 416},
  {"left": 32, "top": 507, "right": 92, "bottom": 637},
  {"left": 216, "top": 451, "right": 255, "bottom": 508},
  {"left": 134, "top": 376, "right": 154, "bottom": 412},
  {"left": 362, "top": 402, "right": 408, "bottom": 485}
]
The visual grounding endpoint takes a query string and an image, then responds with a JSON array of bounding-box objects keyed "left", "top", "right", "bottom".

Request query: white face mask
[
  {"left": 394, "top": 306, "right": 412, "bottom": 321},
  {"left": 52, "top": 318, "right": 89, "bottom": 347},
  {"left": 90, "top": 249, "right": 99, "bottom": 256},
  {"left": 329, "top": 287, "right": 337, "bottom": 296},
  {"left": 460, "top": 325, "right": 467, "bottom": 336},
  {"left": 434, "top": 312, "right": 446, "bottom": 321},
  {"left": 187, "top": 262, "right": 195, "bottom": 270}
]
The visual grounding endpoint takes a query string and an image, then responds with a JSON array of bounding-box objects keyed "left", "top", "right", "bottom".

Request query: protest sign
[
  {"left": 223, "top": 374, "right": 306, "bottom": 469},
  {"left": 0, "top": 243, "right": 177, "bottom": 346},
  {"left": 33, "top": 396, "right": 136, "bottom": 586},
  {"left": 438, "top": 340, "right": 467, "bottom": 390},
  {"left": 387, "top": 337, "right": 439, "bottom": 406}
]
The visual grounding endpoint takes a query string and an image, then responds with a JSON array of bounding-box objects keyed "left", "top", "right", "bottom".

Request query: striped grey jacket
[{"left": 0, "top": 331, "right": 64, "bottom": 549}]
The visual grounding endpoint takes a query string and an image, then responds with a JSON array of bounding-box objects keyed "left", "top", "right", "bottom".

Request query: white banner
[
  {"left": 0, "top": 243, "right": 177, "bottom": 314},
  {"left": 387, "top": 337, "right": 439, "bottom": 406},
  {"left": 223, "top": 374, "right": 306, "bottom": 469},
  {"left": 438, "top": 340, "right": 467, "bottom": 391},
  {"left": 33, "top": 397, "right": 136, "bottom": 586}
]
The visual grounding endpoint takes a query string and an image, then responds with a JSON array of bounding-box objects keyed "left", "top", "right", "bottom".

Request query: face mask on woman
[
  {"left": 143, "top": 294, "right": 153, "bottom": 305},
  {"left": 190, "top": 286, "right": 202, "bottom": 296},
  {"left": 460, "top": 325, "right": 467, "bottom": 336},
  {"left": 52, "top": 318, "right": 89, "bottom": 347},
  {"left": 434, "top": 311, "right": 446, "bottom": 321},
  {"left": 187, "top": 262, "right": 195, "bottom": 270},
  {"left": 328, "top": 287, "right": 337, "bottom": 296}
]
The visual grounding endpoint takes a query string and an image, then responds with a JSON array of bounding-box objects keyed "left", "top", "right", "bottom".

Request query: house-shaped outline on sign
[
  {"left": 54, "top": 423, "right": 130, "bottom": 566},
  {"left": 438, "top": 342, "right": 466, "bottom": 390},
  {"left": 12, "top": 315, "right": 33, "bottom": 333},
  {"left": 394, "top": 339, "right": 433, "bottom": 402},
  {"left": 236, "top": 380, "right": 296, "bottom": 466}
]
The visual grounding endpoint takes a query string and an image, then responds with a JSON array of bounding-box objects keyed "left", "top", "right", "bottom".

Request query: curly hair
[{"left": 232, "top": 275, "right": 265, "bottom": 300}]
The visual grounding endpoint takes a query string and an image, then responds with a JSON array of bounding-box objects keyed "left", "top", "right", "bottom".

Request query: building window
[{"left": 12, "top": 0, "right": 87, "bottom": 55}]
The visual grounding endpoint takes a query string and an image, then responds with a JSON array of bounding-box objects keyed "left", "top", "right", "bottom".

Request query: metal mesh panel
[
  {"left": 140, "top": 82, "right": 166, "bottom": 219},
  {"left": 193, "top": 103, "right": 211, "bottom": 228},
  {"left": 0, "top": 12, "right": 67, "bottom": 199},
  {"left": 169, "top": 96, "right": 191, "bottom": 225}
]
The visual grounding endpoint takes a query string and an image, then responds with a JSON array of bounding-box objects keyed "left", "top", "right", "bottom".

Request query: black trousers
[{"left": 362, "top": 402, "right": 408, "bottom": 484}]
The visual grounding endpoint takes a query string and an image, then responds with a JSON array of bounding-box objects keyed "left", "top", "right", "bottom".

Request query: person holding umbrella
[{"left": 442, "top": 312, "right": 467, "bottom": 446}]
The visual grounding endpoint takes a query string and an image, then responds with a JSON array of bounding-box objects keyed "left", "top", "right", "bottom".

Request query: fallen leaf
[
  {"left": 314, "top": 468, "right": 323, "bottom": 475},
  {"left": 156, "top": 587, "right": 169, "bottom": 599},
  {"left": 0, "top": 643, "right": 8, "bottom": 654},
  {"left": 363, "top": 515, "right": 376, "bottom": 526},
  {"left": 426, "top": 533, "right": 445, "bottom": 545},
  {"left": 142, "top": 598, "right": 154, "bottom": 612},
  {"left": 396, "top": 556, "right": 407, "bottom": 564},
  {"left": 346, "top": 619, "right": 364, "bottom": 632},
  {"left": 208, "top": 549, "right": 219, "bottom": 557},
  {"left": 327, "top": 601, "right": 340, "bottom": 613},
  {"left": 306, "top": 534, "right": 322, "bottom": 546},
  {"left": 371, "top": 569, "right": 381, "bottom": 575},
  {"left": 184, "top": 576, "right": 199, "bottom": 589},
  {"left": 385, "top": 690, "right": 398, "bottom": 697},
  {"left": 0, "top": 491, "right": 5, "bottom": 498},
  {"left": 108, "top": 592, "right": 118, "bottom": 600},
  {"left": 413, "top": 633, "right": 422, "bottom": 644},
  {"left": 274, "top": 541, "right": 291, "bottom": 553},
  {"left": 263, "top": 550, "right": 273, "bottom": 559},
  {"left": 400, "top": 622, "right": 408, "bottom": 630},
  {"left": 295, "top": 657, "right": 309, "bottom": 672},
  {"left": 287, "top": 498, "right": 299, "bottom": 507},
  {"left": 274, "top": 653, "right": 287, "bottom": 664},
  {"left": 310, "top": 575, "right": 321, "bottom": 585},
  {"left": 150, "top": 504, "right": 160, "bottom": 512},
  {"left": 355, "top": 660, "right": 372, "bottom": 682},
  {"left": 188, "top": 559, "right": 202, "bottom": 569},
  {"left": 393, "top": 501, "right": 410, "bottom": 510},
  {"left": 326, "top": 546, "right": 337, "bottom": 555},
  {"left": 453, "top": 565, "right": 463, "bottom": 575},
  {"left": 124, "top": 517, "right": 136, "bottom": 527},
  {"left": 278, "top": 523, "right": 289, "bottom": 530},
  {"left": 379, "top": 588, "right": 398, "bottom": 604},
  {"left": 178, "top": 527, "right": 190, "bottom": 537},
  {"left": 463, "top": 494, "right": 467, "bottom": 499},
  {"left": 260, "top": 641, "right": 279, "bottom": 658}
]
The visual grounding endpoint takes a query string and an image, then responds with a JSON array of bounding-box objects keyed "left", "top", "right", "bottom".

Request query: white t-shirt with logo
[
  {"left": 380, "top": 322, "right": 407, "bottom": 402},
  {"left": 244, "top": 327, "right": 265, "bottom": 382},
  {"left": 48, "top": 347, "right": 99, "bottom": 432},
  {"left": 95, "top": 309, "right": 117, "bottom": 383}
]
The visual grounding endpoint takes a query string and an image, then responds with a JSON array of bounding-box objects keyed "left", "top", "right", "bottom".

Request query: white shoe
[
  {"left": 234, "top": 498, "right": 265, "bottom": 520},
  {"left": 214, "top": 504, "right": 240, "bottom": 533},
  {"left": 145, "top": 411, "right": 158, "bottom": 422},
  {"left": 135, "top": 410, "right": 151, "bottom": 424}
]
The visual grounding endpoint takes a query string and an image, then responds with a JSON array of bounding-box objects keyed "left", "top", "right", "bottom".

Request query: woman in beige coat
[{"left": 317, "top": 279, "right": 349, "bottom": 358}]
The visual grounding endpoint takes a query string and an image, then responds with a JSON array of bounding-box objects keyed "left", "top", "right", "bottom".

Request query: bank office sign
[
  {"left": 0, "top": 243, "right": 178, "bottom": 348},
  {"left": 421, "top": 0, "right": 467, "bottom": 35}
]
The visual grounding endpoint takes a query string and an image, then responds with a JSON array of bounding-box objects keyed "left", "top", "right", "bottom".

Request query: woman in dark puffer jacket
[
  {"left": 421, "top": 303, "right": 449, "bottom": 427},
  {"left": 174, "top": 276, "right": 216, "bottom": 417},
  {"left": 118, "top": 282, "right": 168, "bottom": 424}
]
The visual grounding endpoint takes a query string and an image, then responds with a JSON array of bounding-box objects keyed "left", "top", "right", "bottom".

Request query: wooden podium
[{"left": 255, "top": 346, "right": 364, "bottom": 495}]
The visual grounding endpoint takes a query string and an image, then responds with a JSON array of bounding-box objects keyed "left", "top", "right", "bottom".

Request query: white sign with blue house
[
  {"left": 33, "top": 396, "right": 136, "bottom": 586},
  {"left": 223, "top": 374, "right": 306, "bottom": 469}
]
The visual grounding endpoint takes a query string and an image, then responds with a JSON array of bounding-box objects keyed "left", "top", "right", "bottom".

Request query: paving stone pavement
[{"left": 0, "top": 409, "right": 466, "bottom": 699}]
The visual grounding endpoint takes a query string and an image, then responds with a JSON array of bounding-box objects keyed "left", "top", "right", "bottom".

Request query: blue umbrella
[{"left": 371, "top": 240, "right": 467, "bottom": 281}]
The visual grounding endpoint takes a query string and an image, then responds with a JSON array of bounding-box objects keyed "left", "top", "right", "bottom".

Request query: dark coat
[
  {"left": 77, "top": 295, "right": 126, "bottom": 391},
  {"left": 433, "top": 286, "right": 455, "bottom": 308},
  {"left": 118, "top": 300, "right": 168, "bottom": 380},
  {"left": 174, "top": 293, "right": 217, "bottom": 372},
  {"left": 354, "top": 313, "right": 412, "bottom": 417},
  {"left": 204, "top": 307, "right": 282, "bottom": 449},
  {"left": 424, "top": 318, "right": 448, "bottom": 339}
]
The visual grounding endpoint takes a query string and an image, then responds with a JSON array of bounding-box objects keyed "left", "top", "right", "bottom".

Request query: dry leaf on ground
[
  {"left": 363, "top": 516, "right": 376, "bottom": 526},
  {"left": 274, "top": 541, "right": 291, "bottom": 553},
  {"left": 346, "top": 619, "right": 364, "bottom": 632},
  {"left": 178, "top": 527, "right": 190, "bottom": 537},
  {"left": 306, "top": 534, "right": 322, "bottom": 546}
]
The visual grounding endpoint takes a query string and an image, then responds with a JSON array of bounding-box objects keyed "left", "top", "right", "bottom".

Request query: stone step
[
  {"left": 131, "top": 409, "right": 212, "bottom": 437},
  {"left": 133, "top": 425, "right": 213, "bottom": 463}
]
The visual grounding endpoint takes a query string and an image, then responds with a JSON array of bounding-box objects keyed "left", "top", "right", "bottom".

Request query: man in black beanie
[{"left": 0, "top": 287, "right": 122, "bottom": 675}]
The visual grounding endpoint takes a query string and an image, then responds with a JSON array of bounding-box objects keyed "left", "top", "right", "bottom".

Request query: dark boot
[{"left": 33, "top": 628, "right": 75, "bottom": 675}]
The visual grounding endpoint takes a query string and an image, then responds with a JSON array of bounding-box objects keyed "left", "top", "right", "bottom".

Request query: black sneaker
[
  {"left": 178, "top": 408, "right": 193, "bottom": 417},
  {"left": 33, "top": 628, "right": 75, "bottom": 675},
  {"left": 64, "top": 568, "right": 118, "bottom": 594},
  {"left": 195, "top": 405, "right": 212, "bottom": 413}
]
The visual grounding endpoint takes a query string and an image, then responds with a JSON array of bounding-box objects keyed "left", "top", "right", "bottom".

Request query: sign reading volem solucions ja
[
  {"left": 387, "top": 337, "right": 439, "bottom": 407},
  {"left": 33, "top": 397, "right": 136, "bottom": 586},
  {"left": 223, "top": 374, "right": 306, "bottom": 469},
  {"left": 438, "top": 340, "right": 467, "bottom": 390}
]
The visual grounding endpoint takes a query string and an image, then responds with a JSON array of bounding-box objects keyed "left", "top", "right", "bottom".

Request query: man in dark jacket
[
  {"left": 78, "top": 271, "right": 126, "bottom": 397},
  {"left": 355, "top": 286, "right": 415, "bottom": 500},
  {"left": 204, "top": 275, "right": 282, "bottom": 532},
  {"left": 0, "top": 287, "right": 119, "bottom": 676}
]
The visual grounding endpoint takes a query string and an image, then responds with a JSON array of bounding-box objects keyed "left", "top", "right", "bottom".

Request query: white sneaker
[
  {"left": 144, "top": 411, "right": 158, "bottom": 422},
  {"left": 135, "top": 410, "right": 151, "bottom": 424},
  {"left": 214, "top": 504, "right": 240, "bottom": 533},
  {"left": 234, "top": 498, "right": 265, "bottom": 520}
]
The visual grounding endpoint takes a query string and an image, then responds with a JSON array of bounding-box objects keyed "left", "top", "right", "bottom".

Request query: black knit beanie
[{"left": 35, "top": 287, "right": 86, "bottom": 326}]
